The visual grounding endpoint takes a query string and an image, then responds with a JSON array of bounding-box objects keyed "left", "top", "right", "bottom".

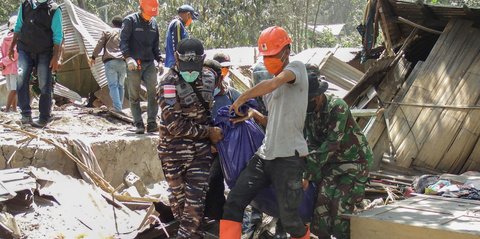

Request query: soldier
[
  {"left": 304, "top": 66, "right": 373, "bottom": 239},
  {"left": 157, "top": 38, "right": 223, "bottom": 239}
]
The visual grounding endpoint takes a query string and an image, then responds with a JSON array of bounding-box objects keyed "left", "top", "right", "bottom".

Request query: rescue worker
[
  {"left": 91, "top": 16, "right": 126, "bottom": 113},
  {"left": 304, "top": 66, "right": 373, "bottom": 239},
  {"left": 10, "top": 0, "right": 63, "bottom": 127},
  {"left": 120, "top": 0, "right": 161, "bottom": 134},
  {"left": 158, "top": 38, "right": 223, "bottom": 238},
  {"left": 220, "top": 26, "right": 310, "bottom": 239},
  {"left": 213, "top": 53, "right": 233, "bottom": 87},
  {"left": 202, "top": 59, "right": 241, "bottom": 221},
  {"left": 164, "top": 4, "right": 199, "bottom": 68}
]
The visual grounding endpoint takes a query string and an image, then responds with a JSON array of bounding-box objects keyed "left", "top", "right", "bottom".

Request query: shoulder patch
[{"left": 163, "top": 85, "right": 176, "bottom": 98}]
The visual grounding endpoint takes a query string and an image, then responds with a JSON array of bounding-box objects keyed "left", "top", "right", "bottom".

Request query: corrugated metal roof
[
  {"left": 54, "top": 82, "right": 82, "bottom": 102},
  {"left": 318, "top": 53, "right": 364, "bottom": 98},
  {"left": 63, "top": 0, "right": 110, "bottom": 88},
  {"left": 292, "top": 48, "right": 360, "bottom": 64}
]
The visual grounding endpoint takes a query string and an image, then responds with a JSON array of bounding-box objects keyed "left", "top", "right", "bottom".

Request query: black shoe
[
  {"left": 20, "top": 116, "right": 33, "bottom": 125},
  {"left": 135, "top": 123, "right": 145, "bottom": 134},
  {"left": 31, "top": 118, "right": 49, "bottom": 128},
  {"left": 146, "top": 122, "right": 158, "bottom": 133}
]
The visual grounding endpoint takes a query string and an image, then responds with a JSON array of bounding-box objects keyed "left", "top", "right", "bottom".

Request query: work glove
[{"left": 126, "top": 57, "right": 138, "bottom": 71}]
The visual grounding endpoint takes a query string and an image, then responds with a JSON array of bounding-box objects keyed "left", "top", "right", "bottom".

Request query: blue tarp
[{"left": 215, "top": 104, "right": 315, "bottom": 221}]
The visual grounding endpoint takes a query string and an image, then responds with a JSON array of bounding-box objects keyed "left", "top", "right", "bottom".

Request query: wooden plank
[
  {"left": 390, "top": 19, "right": 471, "bottom": 168},
  {"left": 416, "top": 54, "right": 480, "bottom": 170},
  {"left": 387, "top": 62, "right": 423, "bottom": 147},
  {"left": 437, "top": 71, "right": 480, "bottom": 173},
  {"left": 352, "top": 195, "right": 480, "bottom": 239},
  {"left": 389, "top": 18, "right": 459, "bottom": 148},
  {"left": 463, "top": 137, "right": 480, "bottom": 172},
  {"left": 351, "top": 109, "right": 378, "bottom": 118},
  {"left": 351, "top": 216, "right": 480, "bottom": 239}
]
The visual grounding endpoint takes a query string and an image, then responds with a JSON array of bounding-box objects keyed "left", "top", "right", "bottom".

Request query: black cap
[
  {"left": 308, "top": 73, "right": 329, "bottom": 97},
  {"left": 177, "top": 38, "right": 205, "bottom": 72},
  {"left": 178, "top": 5, "right": 199, "bottom": 20},
  {"left": 177, "top": 38, "right": 204, "bottom": 55},
  {"left": 204, "top": 59, "right": 222, "bottom": 77}
]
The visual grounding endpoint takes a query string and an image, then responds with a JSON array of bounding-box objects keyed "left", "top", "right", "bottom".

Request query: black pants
[
  {"left": 223, "top": 154, "right": 306, "bottom": 238},
  {"left": 204, "top": 154, "right": 226, "bottom": 220}
]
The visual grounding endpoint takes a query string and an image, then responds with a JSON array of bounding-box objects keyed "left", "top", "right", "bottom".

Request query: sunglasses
[{"left": 177, "top": 52, "right": 205, "bottom": 63}]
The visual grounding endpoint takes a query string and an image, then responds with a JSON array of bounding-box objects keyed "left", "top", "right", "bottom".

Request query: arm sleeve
[
  {"left": 314, "top": 102, "right": 348, "bottom": 163},
  {"left": 14, "top": 6, "right": 23, "bottom": 33},
  {"left": 120, "top": 18, "right": 132, "bottom": 59},
  {"left": 158, "top": 77, "right": 210, "bottom": 139},
  {"left": 284, "top": 61, "right": 306, "bottom": 85},
  {"left": 171, "top": 21, "right": 181, "bottom": 53},
  {"left": 51, "top": 8, "right": 63, "bottom": 45},
  {"left": 153, "top": 23, "right": 161, "bottom": 62},
  {"left": 92, "top": 31, "right": 107, "bottom": 59}
]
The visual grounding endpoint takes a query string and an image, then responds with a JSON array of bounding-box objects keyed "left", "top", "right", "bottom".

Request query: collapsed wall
[{"left": 0, "top": 108, "right": 164, "bottom": 186}]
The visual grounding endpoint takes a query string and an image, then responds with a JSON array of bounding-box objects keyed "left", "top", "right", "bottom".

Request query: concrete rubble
[{"left": 0, "top": 105, "right": 164, "bottom": 187}]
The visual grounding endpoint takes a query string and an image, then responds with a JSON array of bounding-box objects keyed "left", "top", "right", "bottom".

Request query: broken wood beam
[
  {"left": 386, "top": 101, "right": 480, "bottom": 110},
  {"left": 397, "top": 17, "right": 443, "bottom": 35}
]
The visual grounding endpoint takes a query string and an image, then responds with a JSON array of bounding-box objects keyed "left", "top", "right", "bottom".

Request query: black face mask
[{"left": 307, "top": 99, "right": 316, "bottom": 113}]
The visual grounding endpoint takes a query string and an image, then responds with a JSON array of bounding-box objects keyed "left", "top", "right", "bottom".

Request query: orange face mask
[
  {"left": 264, "top": 50, "right": 287, "bottom": 75},
  {"left": 141, "top": 12, "right": 154, "bottom": 21},
  {"left": 185, "top": 17, "right": 193, "bottom": 27},
  {"left": 221, "top": 67, "right": 229, "bottom": 77}
]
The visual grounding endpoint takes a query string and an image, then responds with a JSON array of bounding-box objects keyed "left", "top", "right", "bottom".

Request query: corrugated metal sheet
[
  {"left": 318, "top": 53, "right": 364, "bottom": 98},
  {"left": 292, "top": 48, "right": 360, "bottom": 65},
  {"left": 63, "top": 0, "right": 110, "bottom": 88},
  {"left": 54, "top": 82, "right": 82, "bottom": 102}
]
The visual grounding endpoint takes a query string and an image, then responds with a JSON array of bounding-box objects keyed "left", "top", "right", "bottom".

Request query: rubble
[{"left": 0, "top": 107, "right": 163, "bottom": 187}]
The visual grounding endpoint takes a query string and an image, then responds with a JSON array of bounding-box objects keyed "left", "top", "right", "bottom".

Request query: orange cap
[
  {"left": 258, "top": 26, "right": 292, "bottom": 56},
  {"left": 140, "top": 0, "right": 159, "bottom": 17}
]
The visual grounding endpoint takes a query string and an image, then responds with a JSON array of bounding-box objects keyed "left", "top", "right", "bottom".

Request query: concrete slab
[
  {"left": 351, "top": 194, "right": 480, "bottom": 239},
  {"left": 0, "top": 107, "right": 164, "bottom": 186}
]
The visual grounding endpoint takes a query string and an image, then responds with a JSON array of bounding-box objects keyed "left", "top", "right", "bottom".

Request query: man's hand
[
  {"left": 302, "top": 179, "right": 309, "bottom": 191},
  {"left": 229, "top": 96, "right": 247, "bottom": 117},
  {"left": 50, "top": 57, "right": 60, "bottom": 72},
  {"left": 89, "top": 58, "right": 96, "bottom": 67},
  {"left": 231, "top": 108, "right": 255, "bottom": 124},
  {"left": 126, "top": 57, "right": 138, "bottom": 71},
  {"left": 209, "top": 127, "right": 223, "bottom": 144}
]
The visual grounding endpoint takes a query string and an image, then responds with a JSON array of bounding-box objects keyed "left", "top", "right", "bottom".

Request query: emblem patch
[{"left": 164, "top": 85, "right": 176, "bottom": 98}]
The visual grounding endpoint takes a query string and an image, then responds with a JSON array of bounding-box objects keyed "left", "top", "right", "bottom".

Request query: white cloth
[{"left": 5, "top": 74, "right": 17, "bottom": 91}]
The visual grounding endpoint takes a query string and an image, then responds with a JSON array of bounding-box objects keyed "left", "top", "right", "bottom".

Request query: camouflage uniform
[
  {"left": 304, "top": 95, "right": 373, "bottom": 239},
  {"left": 158, "top": 68, "right": 216, "bottom": 239}
]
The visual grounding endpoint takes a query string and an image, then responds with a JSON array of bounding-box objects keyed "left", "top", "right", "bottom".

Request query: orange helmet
[
  {"left": 140, "top": 0, "right": 159, "bottom": 17},
  {"left": 258, "top": 26, "right": 292, "bottom": 56}
]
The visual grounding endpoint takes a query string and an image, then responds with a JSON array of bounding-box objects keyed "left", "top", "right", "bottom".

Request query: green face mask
[
  {"left": 37, "top": 0, "right": 48, "bottom": 3},
  {"left": 180, "top": 71, "right": 200, "bottom": 83}
]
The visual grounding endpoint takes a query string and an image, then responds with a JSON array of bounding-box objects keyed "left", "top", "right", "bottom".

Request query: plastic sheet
[{"left": 215, "top": 103, "right": 315, "bottom": 221}]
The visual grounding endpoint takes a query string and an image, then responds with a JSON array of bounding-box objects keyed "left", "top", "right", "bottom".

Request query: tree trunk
[
  {"left": 311, "top": 0, "right": 322, "bottom": 47},
  {"left": 303, "top": 0, "right": 311, "bottom": 50},
  {"left": 77, "top": 0, "right": 86, "bottom": 9}
]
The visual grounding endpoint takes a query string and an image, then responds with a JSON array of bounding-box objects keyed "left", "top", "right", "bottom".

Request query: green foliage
[{"left": 0, "top": 0, "right": 22, "bottom": 24}]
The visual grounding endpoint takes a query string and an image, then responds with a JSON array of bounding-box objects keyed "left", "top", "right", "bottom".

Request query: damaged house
[
  {"left": 347, "top": 0, "right": 480, "bottom": 175},
  {"left": 348, "top": 1, "right": 480, "bottom": 238}
]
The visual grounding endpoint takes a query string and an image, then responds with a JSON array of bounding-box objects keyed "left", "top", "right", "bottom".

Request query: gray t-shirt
[{"left": 256, "top": 61, "right": 309, "bottom": 160}]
